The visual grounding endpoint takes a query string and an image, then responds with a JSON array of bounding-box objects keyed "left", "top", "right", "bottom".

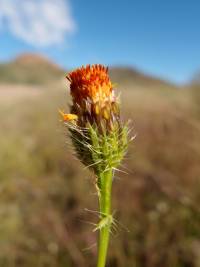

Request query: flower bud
[{"left": 60, "top": 64, "right": 129, "bottom": 175}]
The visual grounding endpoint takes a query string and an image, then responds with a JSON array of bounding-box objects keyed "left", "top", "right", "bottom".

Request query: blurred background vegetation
[{"left": 1, "top": 53, "right": 200, "bottom": 267}]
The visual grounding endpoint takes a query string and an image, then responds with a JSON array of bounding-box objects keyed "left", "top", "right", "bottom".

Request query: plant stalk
[{"left": 97, "top": 169, "right": 113, "bottom": 267}]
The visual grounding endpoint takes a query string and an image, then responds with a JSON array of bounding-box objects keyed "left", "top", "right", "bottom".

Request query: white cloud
[{"left": 0, "top": 0, "right": 76, "bottom": 46}]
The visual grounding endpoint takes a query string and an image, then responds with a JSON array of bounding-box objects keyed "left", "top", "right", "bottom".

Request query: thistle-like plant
[{"left": 60, "top": 64, "right": 130, "bottom": 267}]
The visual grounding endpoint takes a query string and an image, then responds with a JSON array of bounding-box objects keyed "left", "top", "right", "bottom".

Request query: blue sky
[{"left": 0, "top": 0, "right": 200, "bottom": 84}]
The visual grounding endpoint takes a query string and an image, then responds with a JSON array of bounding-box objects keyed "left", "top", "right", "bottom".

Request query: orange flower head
[
  {"left": 67, "top": 64, "right": 114, "bottom": 105},
  {"left": 62, "top": 64, "right": 120, "bottom": 130},
  {"left": 60, "top": 64, "right": 129, "bottom": 176}
]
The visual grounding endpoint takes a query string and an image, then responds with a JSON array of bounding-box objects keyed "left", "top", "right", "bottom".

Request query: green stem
[{"left": 97, "top": 169, "right": 113, "bottom": 267}]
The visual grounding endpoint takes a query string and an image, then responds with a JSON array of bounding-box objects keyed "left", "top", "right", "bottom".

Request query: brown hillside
[
  {"left": 0, "top": 53, "right": 65, "bottom": 85},
  {"left": 0, "top": 53, "right": 177, "bottom": 89}
]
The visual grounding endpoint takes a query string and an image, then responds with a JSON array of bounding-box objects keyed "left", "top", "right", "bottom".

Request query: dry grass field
[
  {"left": 0, "top": 84, "right": 44, "bottom": 105},
  {"left": 1, "top": 55, "right": 200, "bottom": 267}
]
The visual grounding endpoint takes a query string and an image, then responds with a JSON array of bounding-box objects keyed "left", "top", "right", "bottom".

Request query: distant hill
[
  {"left": 109, "top": 67, "right": 176, "bottom": 89},
  {"left": 0, "top": 53, "right": 176, "bottom": 89},
  {"left": 190, "top": 71, "right": 200, "bottom": 86},
  {"left": 0, "top": 53, "right": 65, "bottom": 85}
]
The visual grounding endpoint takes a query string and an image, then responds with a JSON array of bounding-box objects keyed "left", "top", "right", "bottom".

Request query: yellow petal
[{"left": 59, "top": 109, "right": 78, "bottom": 121}]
